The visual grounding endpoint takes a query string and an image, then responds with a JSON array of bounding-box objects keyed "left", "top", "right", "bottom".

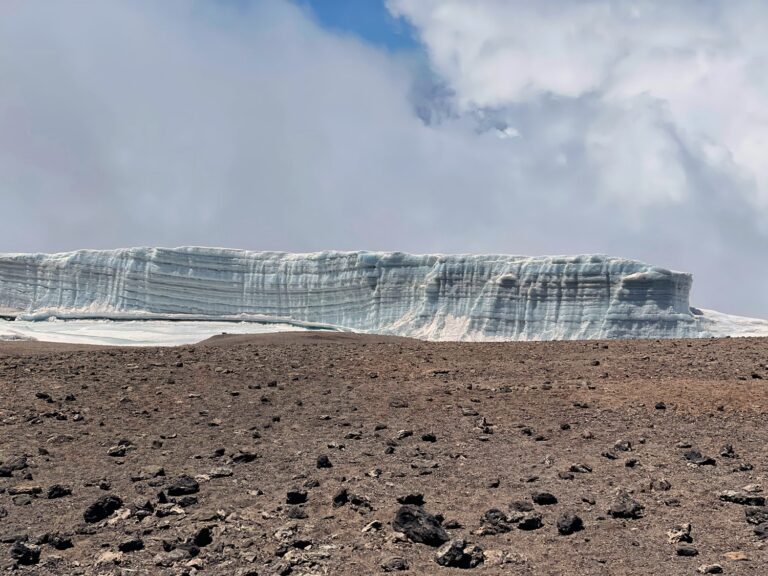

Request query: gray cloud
[{"left": 0, "top": 0, "right": 766, "bottom": 317}]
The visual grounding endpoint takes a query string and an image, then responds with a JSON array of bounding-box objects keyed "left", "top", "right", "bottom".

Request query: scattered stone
[
  {"left": 83, "top": 495, "right": 123, "bottom": 523},
  {"left": 720, "top": 444, "right": 737, "bottom": 458},
  {"left": 286, "top": 489, "right": 308, "bottom": 505},
  {"left": 47, "top": 484, "right": 72, "bottom": 499},
  {"left": 8, "top": 484, "right": 42, "bottom": 496},
  {"left": 193, "top": 526, "right": 213, "bottom": 547},
  {"left": 421, "top": 433, "right": 437, "bottom": 442},
  {"left": 434, "top": 539, "right": 484, "bottom": 569},
  {"left": 655, "top": 402, "right": 667, "bottom": 410},
  {"left": 556, "top": 512, "right": 583, "bottom": 535},
  {"left": 697, "top": 565, "right": 723, "bottom": 574},
  {"left": 719, "top": 491, "right": 765, "bottom": 506},
  {"left": 651, "top": 479, "right": 672, "bottom": 492},
  {"left": 667, "top": 524, "right": 692, "bottom": 544},
  {"left": 479, "top": 508, "right": 516, "bottom": 534},
  {"left": 286, "top": 506, "right": 308, "bottom": 519},
  {"left": 154, "top": 549, "right": 189, "bottom": 567},
  {"left": 569, "top": 464, "right": 592, "bottom": 473},
  {"left": 118, "top": 539, "right": 145, "bottom": 553},
  {"left": 753, "top": 523, "right": 768, "bottom": 539},
  {"left": 392, "top": 505, "right": 449, "bottom": 546},
  {"left": 332, "top": 488, "right": 349, "bottom": 508},
  {"left": 745, "top": 507, "right": 768, "bottom": 525},
  {"left": 359, "top": 520, "right": 381, "bottom": 533},
  {"left": 107, "top": 445, "right": 127, "bottom": 457},
  {"left": 685, "top": 450, "right": 716, "bottom": 466},
  {"left": 47, "top": 534, "right": 73, "bottom": 550},
  {"left": 350, "top": 493, "right": 374, "bottom": 512},
  {"left": 210, "top": 467, "right": 233, "bottom": 478},
  {"left": 517, "top": 512, "right": 543, "bottom": 531},
  {"left": 382, "top": 556, "right": 410, "bottom": 572},
  {"left": 131, "top": 466, "right": 165, "bottom": 481},
  {"left": 614, "top": 440, "right": 632, "bottom": 452},
  {"left": 434, "top": 539, "right": 466, "bottom": 568},
  {"left": 608, "top": 491, "right": 644, "bottom": 519},
  {"left": 231, "top": 450, "right": 259, "bottom": 464},
  {"left": 510, "top": 500, "right": 534, "bottom": 512},
  {"left": 96, "top": 550, "right": 123, "bottom": 566},
  {"left": 167, "top": 475, "right": 200, "bottom": 496},
  {"left": 722, "top": 551, "right": 749, "bottom": 561},
  {"left": 677, "top": 545, "right": 699, "bottom": 557},
  {"left": 10, "top": 541, "right": 40, "bottom": 565},
  {"left": 316, "top": 455, "right": 332, "bottom": 469},
  {"left": 397, "top": 493, "right": 425, "bottom": 506},
  {"left": 532, "top": 491, "right": 558, "bottom": 505}
]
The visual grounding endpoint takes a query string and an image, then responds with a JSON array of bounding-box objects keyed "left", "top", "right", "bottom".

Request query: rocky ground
[{"left": 1, "top": 332, "right": 768, "bottom": 575}]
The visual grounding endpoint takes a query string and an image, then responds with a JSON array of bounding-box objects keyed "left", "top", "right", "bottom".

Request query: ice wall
[{"left": 0, "top": 247, "right": 734, "bottom": 340}]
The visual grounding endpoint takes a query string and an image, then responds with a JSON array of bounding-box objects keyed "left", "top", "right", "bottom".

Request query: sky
[{"left": 1, "top": 0, "right": 767, "bottom": 318}]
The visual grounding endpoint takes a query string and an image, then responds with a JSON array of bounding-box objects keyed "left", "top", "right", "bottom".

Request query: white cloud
[
  {"left": 0, "top": 0, "right": 766, "bottom": 317},
  {"left": 389, "top": 0, "right": 768, "bottom": 208}
]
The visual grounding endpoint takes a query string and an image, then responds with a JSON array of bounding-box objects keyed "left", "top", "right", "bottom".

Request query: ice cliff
[{"left": 0, "top": 248, "right": 764, "bottom": 341}]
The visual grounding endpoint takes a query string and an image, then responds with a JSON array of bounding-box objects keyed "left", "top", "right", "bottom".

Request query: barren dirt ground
[{"left": 1, "top": 332, "right": 768, "bottom": 575}]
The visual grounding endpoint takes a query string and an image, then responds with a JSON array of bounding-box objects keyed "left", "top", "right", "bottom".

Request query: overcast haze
[{"left": 1, "top": 0, "right": 766, "bottom": 318}]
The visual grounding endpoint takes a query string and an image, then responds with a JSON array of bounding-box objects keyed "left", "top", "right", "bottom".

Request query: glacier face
[{"left": 0, "top": 247, "right": 764, "bottom": 341}]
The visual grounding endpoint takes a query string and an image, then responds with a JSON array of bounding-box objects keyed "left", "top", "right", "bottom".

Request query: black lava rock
[
  {"left": 286, "top": 489, "right": 308, "bottom": 505},
  {"left": 480, "top": 508, "right": 516, "bottom": 534},
  {"left": 676, "top": 545, "right": 699, "bottom": 557},
  {"left": 745, "top": 507, "right": 768, "bottom": 525},
  {"left": 381, "top": 556, "right": 410, "bottom": 572},
  {"left": 397, "top": 493, "right": 425, "bottom": 506},
  {"left": 517, "top": 512, "right": 543, "bottom": 531},
  {"left": 83, "top": 495, "right": 123, "bottom": 523},
  {"left": 332, "top": 488, "right": 349, "bottom": 508},
  {"left": 48, "top": 534, "right": 73, "bottom": 550},
  {"left": 316, "top": 455, "right": 332, "bottom": 469},
  {"left": 556, "top": 512, "right": 584, "bottom": 535},
  {"left": 193, "top": 526, "right": 213, "bottom": 547},
  {"left": 10, "top": 542, "right": 40, "bottom": 565},
  {"left": 684, "top": 450, "right": 716, "bottom": 466},
  {"left": 434, "top": 539, "right": 484, "bottom": 569},
  {"left": 532, "top": 491, "right": 558, "bottom": 505},
  {"left": 46, "top": 484, "right": 72, "bottom": 499},
  {"left": 392, "top": 505, "right": 449, "bottom": 546},
  {"left": 118, "top": 539, "right": 145, "bottom": 553},
  {"left": 608, "top": 491, "right": 644, "bottom": 519},
  {"left": 719, "top": 491, "right": 766, "bottom": 506},
  {"left": 167, "top": 475, "right": 200, "bottom": 496}
]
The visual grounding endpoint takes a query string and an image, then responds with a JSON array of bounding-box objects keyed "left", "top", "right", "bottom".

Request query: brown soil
[{"left": 1, "top": 333, "right": 768, "bottom": 575}]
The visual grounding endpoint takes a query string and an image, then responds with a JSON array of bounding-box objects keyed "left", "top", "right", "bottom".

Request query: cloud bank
[{"left": 0, "top": 0, "right": 766, "bottom": 317}]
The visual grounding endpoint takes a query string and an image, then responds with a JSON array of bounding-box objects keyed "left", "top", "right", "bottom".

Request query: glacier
[{"left": 0, "top": 247, "right": 767, "bottom": 342}]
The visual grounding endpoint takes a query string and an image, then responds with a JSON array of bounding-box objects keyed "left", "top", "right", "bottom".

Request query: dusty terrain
[{"left": 1, "top": 332, "right": 768, "bottom": 575}]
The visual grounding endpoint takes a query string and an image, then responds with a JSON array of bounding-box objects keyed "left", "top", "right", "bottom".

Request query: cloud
[{"left": 0, "top": 0, "right": 766, "bottom": 317}]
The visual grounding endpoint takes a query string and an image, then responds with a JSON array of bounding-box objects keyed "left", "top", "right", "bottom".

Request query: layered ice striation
[{"left": 0, "top": 247, "right": 765, "bottom": 341}]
